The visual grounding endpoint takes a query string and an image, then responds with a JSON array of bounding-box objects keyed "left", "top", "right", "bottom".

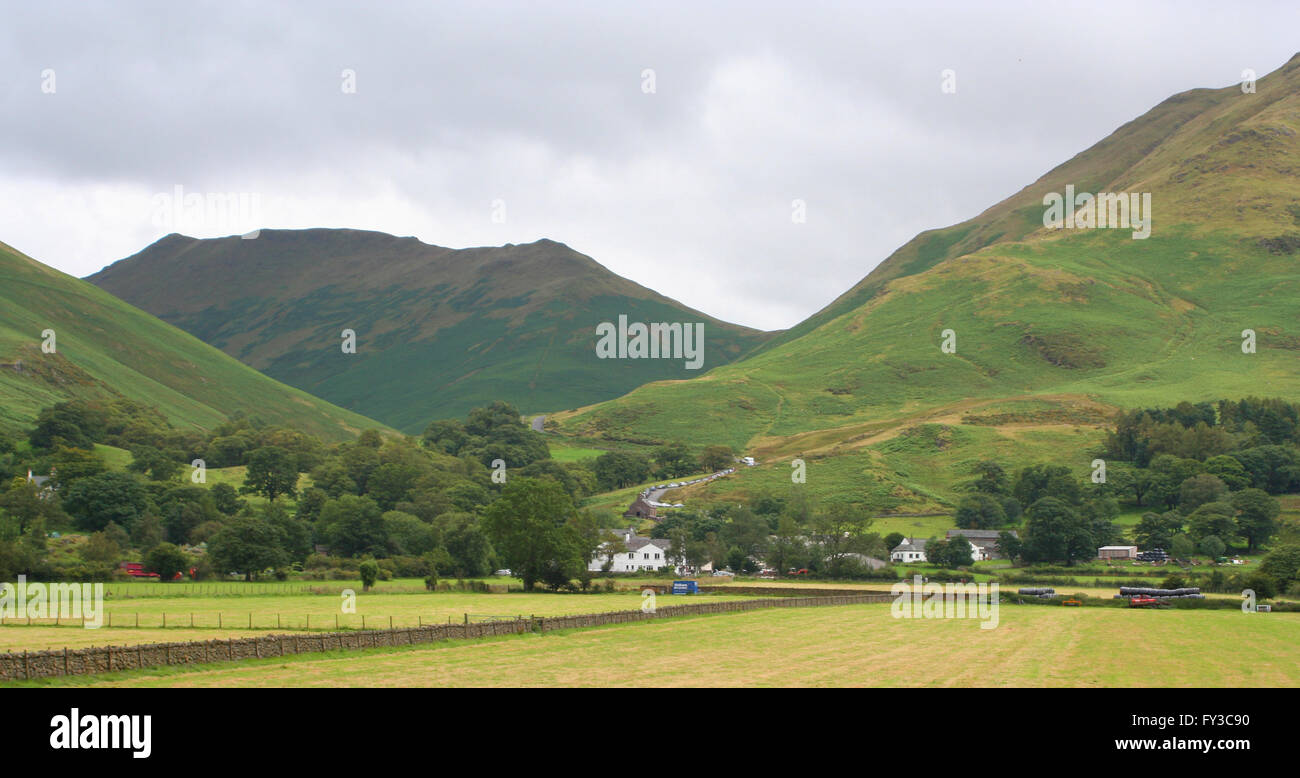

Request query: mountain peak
[{"left": 87, "top": 228, "right": 771, "bottom": 430}]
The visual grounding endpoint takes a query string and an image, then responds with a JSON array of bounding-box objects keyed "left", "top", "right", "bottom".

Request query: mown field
[{"left": 19, "top": 603, "right": 1299, "bottom": 688}]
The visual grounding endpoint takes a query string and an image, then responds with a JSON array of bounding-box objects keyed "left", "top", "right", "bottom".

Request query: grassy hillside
[
  {"left": 0, "top": 240, "right": 389, "bottom": 441},
  {"left": 88, "top": 230, "right": 774, "bottom": 433},
  {"left": 552, "top": 53, "right": 1300, "bottom": 506}
]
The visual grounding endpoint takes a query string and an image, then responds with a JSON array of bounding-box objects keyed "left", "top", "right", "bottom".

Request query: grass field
[
  {"left": 545, "top": 438, "right": 607, "bottom": 463},
  {"left": 20, "top": 604, "right": 1299, "bottom": 688},
  {"left": 0, "top": 587, "right": 755, "bottom": 649},
  {"left": 0, "top": 626, "right": 297, "bottom": 652}
]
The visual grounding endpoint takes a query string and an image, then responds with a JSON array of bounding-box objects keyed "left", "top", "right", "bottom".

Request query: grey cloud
[{"left": 1, "top": 0, "right": 1297, "bottom": 329}]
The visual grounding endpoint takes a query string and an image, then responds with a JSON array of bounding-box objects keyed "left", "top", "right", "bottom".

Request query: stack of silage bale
[{"left": 1118, "top": 586, "right": 1205, "bottom": 600}]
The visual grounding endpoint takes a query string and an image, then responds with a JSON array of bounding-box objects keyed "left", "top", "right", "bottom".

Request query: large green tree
[
  {"left": 1186, "top": 502, "right": 1237, "bottom": 545},
  {"left": 143, "top": 542, "right": 190, "bottom": 581},
  {"left": 241, "top": 446, "right": 299, "bottom": 501},
  {"left": 481, "top": 478, "right": 584, "bottom": 591},
  {"left": 61, "top": 472, "right": 150, "bottom": 533},
  {"left": 207, "top": 515, "right": 290, "bottom": 580},
  {"left": 1259, "top": 543, "right": 1300, "bottom": 590},
  {"left": 1020, "top": 497, "right": 1094, "bottom": 565},
  {"left": 1134, "top": 510, "right": 1183, "bottom": 550},
  {"left": 1231, "top": 488, "right": 1280, "bottom": 551},
  {"left": 1178, "top": 474, "right": 1227, "bottom": 513},
  {"left": 698, "top": 445, "right": 735, "bottom": 473},
  {"left": 593, "top": 451, "right": 651, "bottom": 491},
  {"left": 652, "top": 442, "right": 696, "bottom": 478},
  {"left": 318, "top": 495, "right": 387, "bottom": 557}
]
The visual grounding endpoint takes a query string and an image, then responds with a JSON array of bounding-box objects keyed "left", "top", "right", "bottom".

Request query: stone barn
[{"left": 623, "top": 496, "right": 659, "bottom": 521}]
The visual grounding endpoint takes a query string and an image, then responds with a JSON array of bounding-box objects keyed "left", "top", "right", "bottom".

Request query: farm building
[
  {"left": 1098, "top": 545, "right": 1138, "bottom": 560},
  {"left": 946, "top": 529, "right": 1017, "bottom": 561},
  {"left": 890, "top": 538, "right": 928, "bottom": 563},
  {"left": 590, "top": 528, "right": 676, "bottom": 573},
  {"left": 623, "top": 496, "right": 659, "bottom": 521}
]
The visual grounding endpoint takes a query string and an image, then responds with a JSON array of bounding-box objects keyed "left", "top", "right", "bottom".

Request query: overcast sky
[{"left": 2, "top": 1, "right": 1297, "bottom": 331}]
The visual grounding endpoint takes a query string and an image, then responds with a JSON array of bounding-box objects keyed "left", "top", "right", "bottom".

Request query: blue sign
[{"left": 672, "top": 580, "right": 698, "bottom": 595}]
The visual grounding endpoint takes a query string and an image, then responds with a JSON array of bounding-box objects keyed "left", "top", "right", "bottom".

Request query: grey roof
[
  {"left": 627, "top": 536, "right": 671, "bottom": 551},
  {"left": 891, "top": 538, "right": 927, "bottom": 553},
  {"left": 609, "top": 533, "right": 673, "bottom": 552}
]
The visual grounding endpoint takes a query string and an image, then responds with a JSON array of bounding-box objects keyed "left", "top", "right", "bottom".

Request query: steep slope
[
  {"left": 89, "top": 230, "right": 773, "bottom": 433},
  {"left": 0, "top": 240, "right": 389, "bottom": 441},
  {"left": 554, "top": 53, "right": 1300, "bottom": 493},
  {"left": 759, "top": 54, "right": 1300, "bottom": 356}
]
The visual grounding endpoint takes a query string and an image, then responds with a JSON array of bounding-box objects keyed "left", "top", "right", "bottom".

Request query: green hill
[
  {"left": 88, "top": 230, "right": 774, "bottom": 433},
  {"left": 552, "top": 52, "right": 1300, "bottom": 507},
  {"left": 0, "top": 240, "right": 388, "bottom": 441}
]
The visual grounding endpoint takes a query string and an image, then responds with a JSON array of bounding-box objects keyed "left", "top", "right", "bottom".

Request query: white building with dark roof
[
  {"left": 590, "top": 528, "right": 676, "bottom": 573},
  {"left": 890, "top": 538, "right": 928, "bottom": 564}
]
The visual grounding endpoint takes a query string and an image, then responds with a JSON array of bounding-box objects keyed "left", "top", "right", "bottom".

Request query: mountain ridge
[{"left": 89, "top": 229, "right": 775, "bottom": 432}]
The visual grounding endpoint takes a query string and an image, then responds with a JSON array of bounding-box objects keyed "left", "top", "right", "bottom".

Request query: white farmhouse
[
  {"left": 890, "top": 538, "right": 928, "bottom": 563},
  {"left": 590, "top": 528, "right": 675, "bottom": 573}
]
